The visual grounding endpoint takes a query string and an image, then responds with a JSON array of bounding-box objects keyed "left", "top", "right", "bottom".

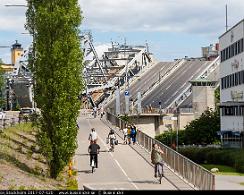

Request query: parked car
[{"left": 19, "top": 108, "right": 34, "bottom": 117}]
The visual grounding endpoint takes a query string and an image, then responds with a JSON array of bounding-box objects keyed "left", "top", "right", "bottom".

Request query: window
[
  {"left": 221, "top": 38, "right": 244, "bottom": 62},
  {"left": 222, "top": 106, "right": 244, "bottom": 116},
  {"left": 237, "top": 41, "right": 241, "bottom": 54},
  {"left": 240, "top": 39, "right": 243, "bottom": 53},
  {"left": 221, "top": 70, "right": 244, "bottom": 89}
]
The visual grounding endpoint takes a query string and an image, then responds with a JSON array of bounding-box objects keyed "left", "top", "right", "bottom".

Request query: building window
[
  {"left": 221, "top": 70, "right": 244, "bottom": 89},
  {"left": 220, "top": 38, "right": 244, "bottom": 62}
]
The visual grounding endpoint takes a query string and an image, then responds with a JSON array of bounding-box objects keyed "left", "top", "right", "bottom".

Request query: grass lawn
[
  {"left": 0, "top": 122, "right": 77, "bottom": 190},
  {"left": 201, "top": 164, "right": 244, "bottom": 176}
]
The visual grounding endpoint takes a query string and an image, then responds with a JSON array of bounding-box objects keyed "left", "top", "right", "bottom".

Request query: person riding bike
[
  {"left": 88, "top": 140, "right": 100, "bottom": 168},
  {"left": 107, "top": 129, "right": 116, "bottom": 152},
  {"left": 151, "top": 143, "right": 164, "bottom": 181}
]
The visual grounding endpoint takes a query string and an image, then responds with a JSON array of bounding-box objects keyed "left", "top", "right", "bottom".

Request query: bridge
[
  {"left": 75, "top": 111, "right": 215, "bottom": 190},
  {"left": 105, "top": 57, "right": 220, "bottom": 115}
]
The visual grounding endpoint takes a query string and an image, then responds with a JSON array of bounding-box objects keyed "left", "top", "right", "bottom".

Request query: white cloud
[
  {"left": 0, "top": 0, "right": 27, "bottom": 32},
  {"left": 0, "top": 0, "right": 243, "bottom": 62},
  {"left": 79, "top": 0, "right": 244, "bottom": 36},
  {"left": 1, "top": 0, "right": 243, "bottom": 35}
]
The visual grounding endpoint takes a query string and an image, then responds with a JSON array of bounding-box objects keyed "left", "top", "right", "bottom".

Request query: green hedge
[{"left": 179, "top": 147, "right": 244, "bottom": 173}]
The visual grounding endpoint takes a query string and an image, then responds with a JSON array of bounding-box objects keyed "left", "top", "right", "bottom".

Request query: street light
[
  {"left": 171, "top": 116, "right": 178, "bottom": 151},
  {"left": 159, "top": 101, "right": 162, "bottom": 114},
  {"left": 5, "top": 5, "right": 27, "bottom": 7}
]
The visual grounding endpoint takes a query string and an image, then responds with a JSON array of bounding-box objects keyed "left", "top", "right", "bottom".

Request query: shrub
[{"left": 179, "top": 148, "right": 244, "bottom": 173}]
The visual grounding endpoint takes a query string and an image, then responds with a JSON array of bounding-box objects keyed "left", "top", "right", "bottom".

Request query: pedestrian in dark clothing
[
  {"left": 88, "top": 140, "right": 100, "bottom": 168},
  {"left": 130, "top": 125, "right": 137, "bottom": 145}
]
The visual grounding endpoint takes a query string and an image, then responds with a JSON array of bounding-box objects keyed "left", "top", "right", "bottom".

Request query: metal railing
[{"left": 106, "top": 112, "right": 215, "bottom": 190}]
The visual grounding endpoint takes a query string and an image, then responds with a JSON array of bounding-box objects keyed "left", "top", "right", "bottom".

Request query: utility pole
[
  {"left": 124, "top": 38, "right": 130, "bottom": 114},
  {"left": 225, "top": 4, "right": 228, "bottom": 32}
]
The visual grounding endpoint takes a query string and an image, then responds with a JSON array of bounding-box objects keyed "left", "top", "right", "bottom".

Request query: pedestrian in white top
[
  {"left": 88, "top": 128, "right": 98, "bottom": 144},
  {"left": 123, "top": 126, "right": 128, "bottom": 144}
]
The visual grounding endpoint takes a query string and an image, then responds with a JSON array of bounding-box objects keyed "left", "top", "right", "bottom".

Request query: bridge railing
[{"left": 106, "top": 112, "right": 215, "bottom": 191}]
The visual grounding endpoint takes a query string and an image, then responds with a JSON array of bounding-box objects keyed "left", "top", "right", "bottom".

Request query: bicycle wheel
[
  {"left": 92, "top": 166, "right": 94, "bottom": 173},
  {"left": 91, "top": 158, "right": 95, "bottom": 173}
]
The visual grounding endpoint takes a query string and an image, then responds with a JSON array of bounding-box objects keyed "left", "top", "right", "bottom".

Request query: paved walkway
[
  {"left": 75, "top": 112, "right": 244, "bottom": 191},
  {"left": 75, "top": 115, "right": 177, "bottom": 190},
  {"left": 215, "top": 175, "right": 244, "bottom": 190}
]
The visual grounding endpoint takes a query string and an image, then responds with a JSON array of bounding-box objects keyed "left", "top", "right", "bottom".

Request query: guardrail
[{"left": 106, "top": 112, "right": 215, "bottom": 190}]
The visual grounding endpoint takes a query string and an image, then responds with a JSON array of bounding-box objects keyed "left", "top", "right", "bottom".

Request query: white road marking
[
  {"left": 87, "top": 120, "right": 139, "bottom": 190},
  {"left": 114, "top": 159, "right": 139, "bottom": 190}
]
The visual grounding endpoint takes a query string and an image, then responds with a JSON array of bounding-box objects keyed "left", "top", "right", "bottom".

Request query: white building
[{"left": 219, "top": 19, "right": 244, "bottom": 148}]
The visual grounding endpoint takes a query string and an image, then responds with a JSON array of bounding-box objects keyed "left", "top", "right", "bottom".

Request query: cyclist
[
  {"left": 88, "top": 128, "right": 98, "bottom": 144},
  {"left": 107, "top": 129, "right": 116, "bottom": 152},
  {"left": 151, "top": 143, "right": 164, "bottom": 181},
  {"left": 93, "top": 106, "right": 97, "bottom": 118},
  {"left": 88, "top": 140, "right": 100, "bottom": 168}
]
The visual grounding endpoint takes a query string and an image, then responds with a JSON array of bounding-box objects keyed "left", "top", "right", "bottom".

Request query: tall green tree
[{"left": 25, "top": 0, "right": 83, "bottom": 178}]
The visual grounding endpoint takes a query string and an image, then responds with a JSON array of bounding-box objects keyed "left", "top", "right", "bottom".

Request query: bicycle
[
  {"left": 109, "top": 138, "right": 115, "bottom": 152},
  {"left": 156, "top": 162, "right": 164, "bottom": 184},
  {"left": 91, "top": 155, "right": 96, "bottom": 173}
]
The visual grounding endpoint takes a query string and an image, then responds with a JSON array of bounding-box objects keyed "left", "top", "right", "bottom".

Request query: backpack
[
  {"left": 151, "top": 149, "right": 162, "bottom": 164},
  {"left": 131, "top": 128, "right": 136, "bottom": 135}
]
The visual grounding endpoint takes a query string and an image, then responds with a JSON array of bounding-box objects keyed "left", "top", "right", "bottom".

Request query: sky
[{"left": 0, "top": 0, "right": 244, "bottom": 64}]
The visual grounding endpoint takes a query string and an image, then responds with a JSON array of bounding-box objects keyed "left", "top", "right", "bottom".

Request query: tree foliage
[
  {"left": 184, "top": 109, "right": 220, "bottom": 145},
  {"left": 155, "top": 130, "right": 186, "bottom": 148},
  {"left": 215, "top": 86, "right": 220, "bottom": 105},
  {"left": 25, "top": 0, "right": 83, "bottom": 178},
  {"left": 156, "top": 109, "right": 220, "bottom": 147}
]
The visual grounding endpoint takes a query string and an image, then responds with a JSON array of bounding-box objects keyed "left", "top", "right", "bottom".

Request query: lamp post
[
  {"left": 159, "top": 101, "right": 162, "bottom": 114},
  {"left": 171, "top": 116, "right": 179, "bottom": 151}
]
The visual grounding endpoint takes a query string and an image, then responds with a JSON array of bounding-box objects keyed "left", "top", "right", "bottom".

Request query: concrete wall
[
  {"left": 128, "top": 112, "right": 194, "bottom": 138},
  {"left": 192, "top": 86, "right": 215, "bottom": 119},
  {"left": 179, "top": 113, "right": 194, "bottom": 129},
  {"left": 130, "top": 116, "right": 156, "bottom": 138},
  {"left": 221, "top": 115, "right": 244, "bottom": 132}
]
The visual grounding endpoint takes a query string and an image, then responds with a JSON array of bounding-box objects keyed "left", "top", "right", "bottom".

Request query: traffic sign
[{"left": 124, "top": 90, "right": 129, "bottom": 96}]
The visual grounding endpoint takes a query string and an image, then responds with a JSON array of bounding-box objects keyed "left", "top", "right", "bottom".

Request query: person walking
[
  {"left": 100, "top": 106, "right": 104, "bottom": 119},
  {"left": 122, "top": 126, "right": 128, "bottom": 144},
  {"left": 127, "top": 125, "right": 131, "bottom": 145},
  {"left": 88, "top": 140, "right": 100, "bottom": 168},
  {"left": 93, "top": 106, "right": 97, "bottom": 118},
  {"left": 151, "top": 143, "right": 164, "bottom": 178},
  {"left": 130, "top": 125, "right": 137, "bottom": 145},
  {"left": 88, "top": 128, "right": 98, "bottom": 144}
]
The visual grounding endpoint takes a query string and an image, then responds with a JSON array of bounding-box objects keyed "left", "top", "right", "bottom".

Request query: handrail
[{"left": 106, "top": 112, "right": 215, "bottom": 190}]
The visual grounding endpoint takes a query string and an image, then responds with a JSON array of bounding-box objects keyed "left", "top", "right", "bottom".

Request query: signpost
[
  {"left": 115, "top": 88, "right": 120, "bottom": 115},
  {"left": 125, "top": 90, "right": 130, "bottom": 114}
]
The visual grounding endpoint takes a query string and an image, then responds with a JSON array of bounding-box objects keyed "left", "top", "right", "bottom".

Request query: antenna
[
  {"left": 225, "top": 4, "right": 228, "bottom": 32},
  {"left": 145, "top": 40, "right": 149, "bottom": 53}
]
